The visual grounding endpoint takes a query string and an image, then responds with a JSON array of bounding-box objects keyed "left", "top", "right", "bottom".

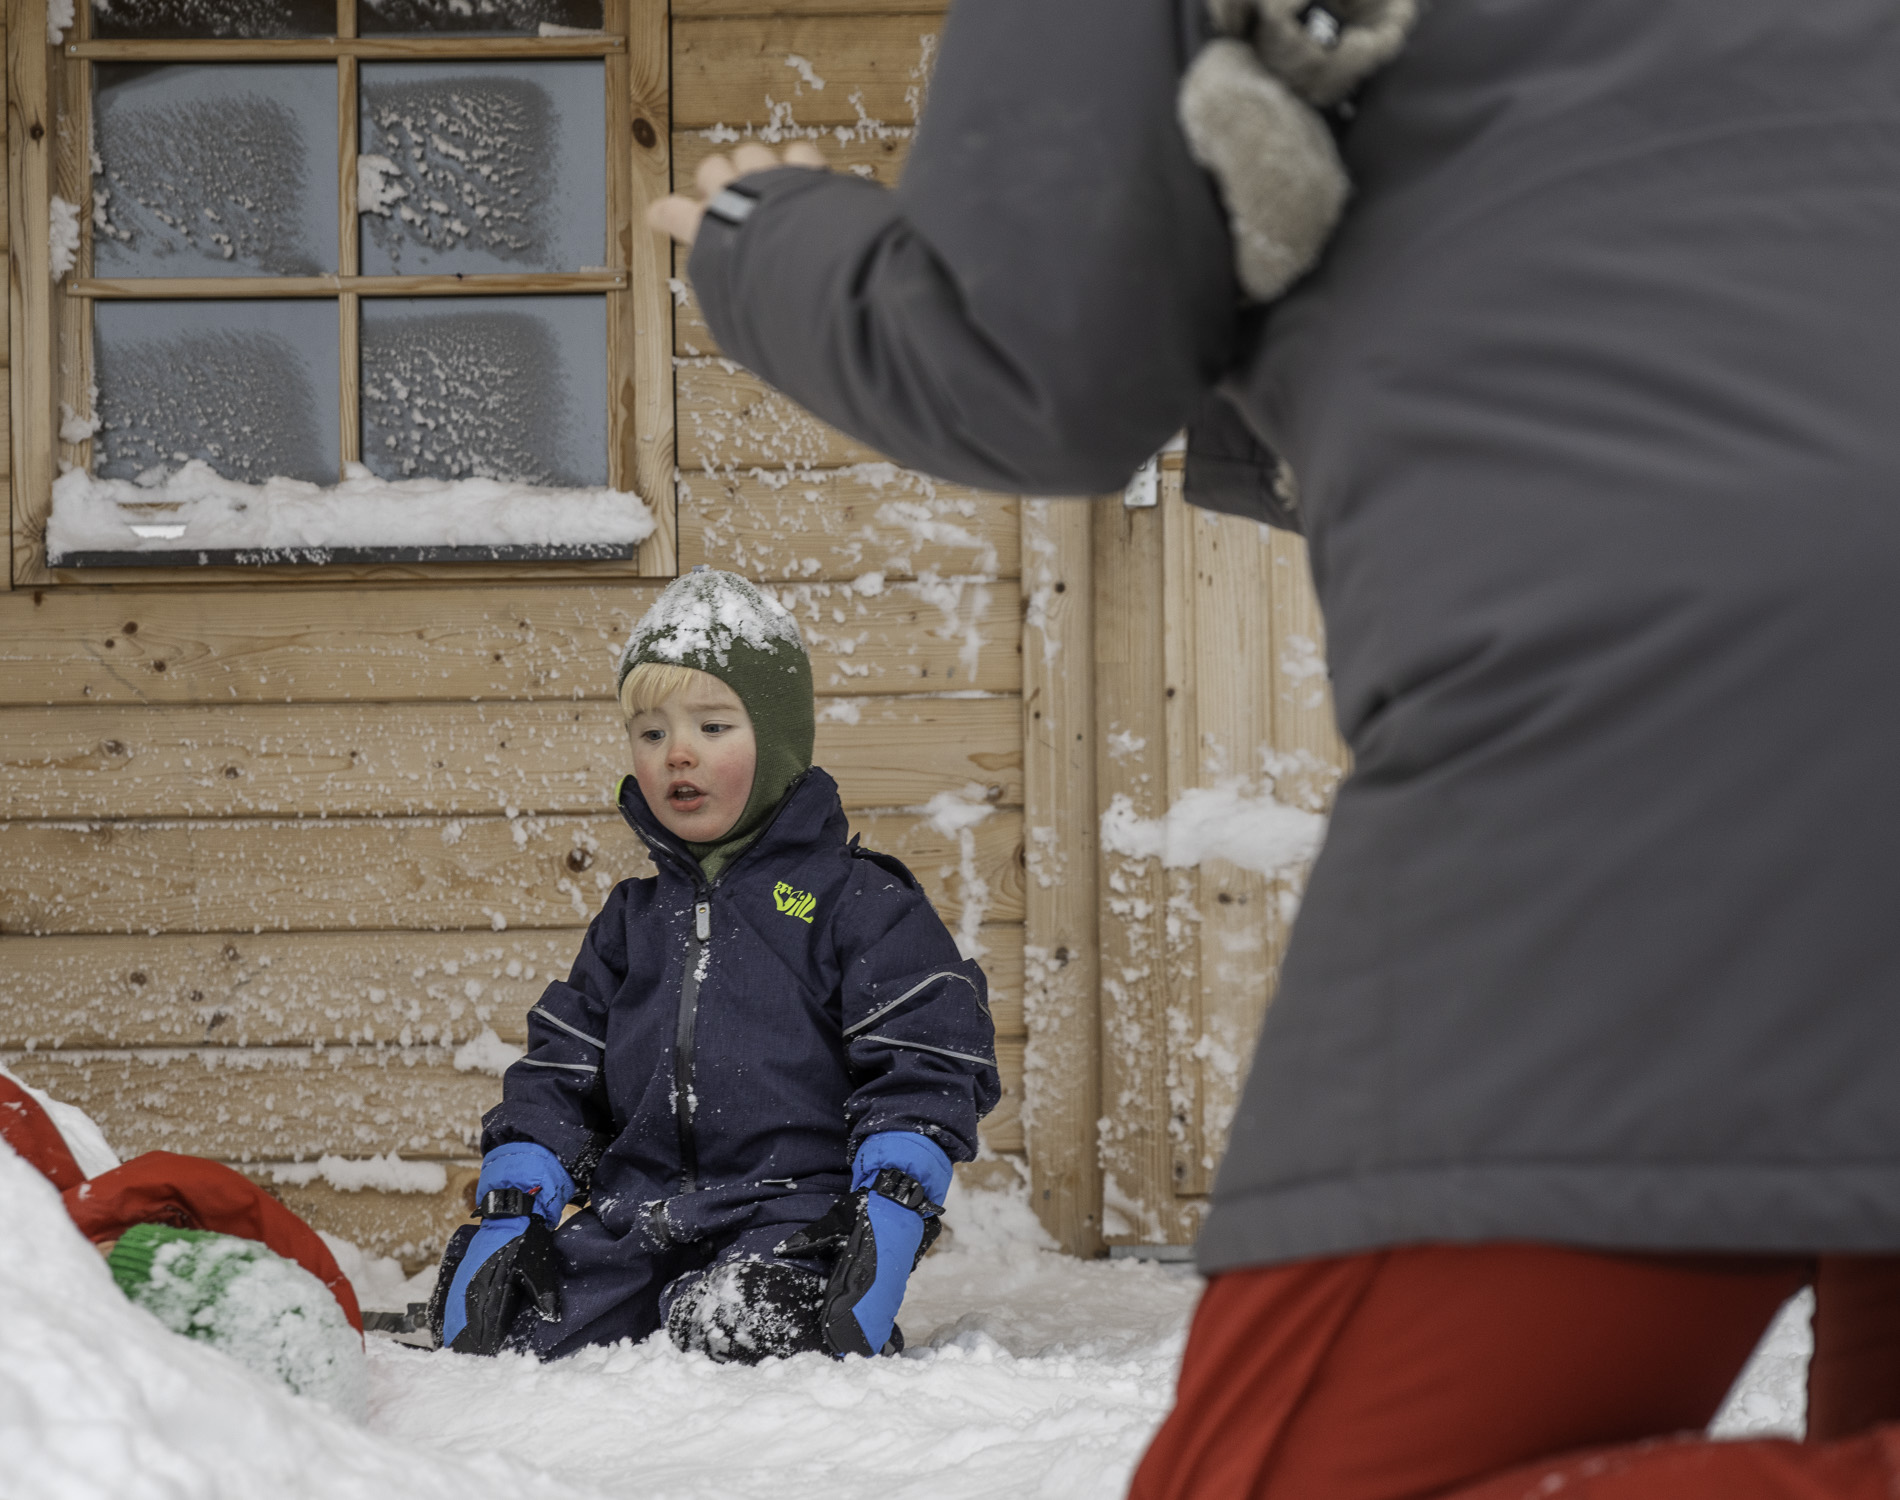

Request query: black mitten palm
[{"left": 777, "top": 1169, "right": 942, "bottom": 1357}]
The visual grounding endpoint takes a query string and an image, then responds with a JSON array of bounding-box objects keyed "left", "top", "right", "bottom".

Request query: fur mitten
[{"left": 1180, "top": 0, "right": 1416, "bottom": 301}]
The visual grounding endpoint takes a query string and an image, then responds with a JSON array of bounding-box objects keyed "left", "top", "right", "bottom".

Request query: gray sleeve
[{"left": 686, "top": 0, "right": 1244, "bottom": 496}]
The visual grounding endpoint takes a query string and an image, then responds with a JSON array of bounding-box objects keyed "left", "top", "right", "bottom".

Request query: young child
[{"left": 433, "top": 568, "right": 999, "bottom": 1363}]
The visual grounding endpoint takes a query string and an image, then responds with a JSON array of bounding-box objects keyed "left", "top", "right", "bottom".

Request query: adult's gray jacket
[{"left": 689, "top": 0, "right": 1900, "bottom": 1270}]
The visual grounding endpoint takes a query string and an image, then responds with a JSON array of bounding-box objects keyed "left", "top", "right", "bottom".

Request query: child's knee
[{"left": 664, "top": 1256, "right": 827, "bottom": 1364}]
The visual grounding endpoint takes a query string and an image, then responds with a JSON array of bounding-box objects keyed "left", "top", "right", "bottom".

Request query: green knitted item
[
  {"left": 617, "top": 568, "right": 815, "bottom": 881},
  {"left": 109, "top": 1224, "right": 366, "bottom": 1418}
]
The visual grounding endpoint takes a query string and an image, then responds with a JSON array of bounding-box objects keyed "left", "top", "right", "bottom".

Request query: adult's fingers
[
  {"left": 782, "top": 140, "right": 828, "bottom": 169},
  {"left": 695, "top": 152, "right": 739, "bottom": 200},
  {"left": 647, "top": 194, "right": 705, "bottom": 246},
  {"left": 730, "top": 141, "right": 782, "bottom": 176}
]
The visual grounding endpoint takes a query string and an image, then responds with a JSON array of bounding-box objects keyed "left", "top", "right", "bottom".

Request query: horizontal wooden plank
[
  {"left": 0, "top": 696, "right": 1022, "bottom": 819},
  {"left": 75, "top": 272, "right": 628, "bottom": 298},
  {"left": 70, "top": 35, "right": 623, "bottom": 58},
  {"left": 0, "top": 582, "right": 1020, "bottom": 705},
  {"left": 5, "top": 1036, "right": 1026, "bottom": 1169},
  {"left": 5, "top": 1046, "right": 497, "bottom": 1160},
  {"left": 0, "top": 809, "right": 1023, "bottom": 935},
  {"left": 675, "top": 0, "right": 943, "bottom": 17},
  {"left": 0, "top": 925, "right": 1025, "bottom": 1050},
  {"left": 680, "top": 469, "right": 1016, "bottom": 582},
  {"left": 679, "top": 358, "right": 886, "bottom": 470},
  {"left": 244, "top": 1163, "right": 479, "bottom": 1272},
  {"left": 675, "top": 15, "right": 941, "bottom": 130}
]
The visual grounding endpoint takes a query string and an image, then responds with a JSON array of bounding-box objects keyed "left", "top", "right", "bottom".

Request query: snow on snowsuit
[{"left": 479, "top": 767, "right": 999, "bottom": 1358}]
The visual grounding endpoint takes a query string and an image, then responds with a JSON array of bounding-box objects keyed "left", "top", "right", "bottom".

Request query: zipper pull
[{"left": 695, "top": 901, "right": 711, "bottom": 942}]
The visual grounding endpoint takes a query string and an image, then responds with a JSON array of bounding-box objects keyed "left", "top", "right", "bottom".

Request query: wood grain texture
[
  {"left": 678, "top": 358, "right": 884, "bottom": 470},
  {"left": 0, "top": 808, "right": 1023, "bottom": 935},
  {"left": 622, "top": 0, "right": 678, "bottom": 576},
  {"left": 674, "top": 15, "right": 939, "bottom": 130},
  {"left": 0, "top": 581, "right": 1021, "bottom": 704},
  {"left": 0, "top": 924, "right": 1024, "bottom": 1048},
  {"left": 9, "top": 4, "right": 54, "bottom": 584},
  {"left": 241, "top": 1163, "right": 479, "bottom": 1270},
  {"left": 679, "top": 468, "right": 1015, "bottom": 581},
  {"left": 0, "top": 696, "right": 1022, "bottom": 818},
  {"left": 674, "top": 0, "right": 944, "bottom": 16},
  {"left": 4, "top": 1036, "right": 1026, "bottom": 1169},
  {"left": 1093, "top": 500, "right": 1201, "bottom": 1247},
  {"left": 1020, "top": 497, "right": 1103, "bottom": 1256}
]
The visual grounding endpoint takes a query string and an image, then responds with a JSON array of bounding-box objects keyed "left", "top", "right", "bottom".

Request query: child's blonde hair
[{"left": 618, "top": 660, "right": 708, "bottom": 722}]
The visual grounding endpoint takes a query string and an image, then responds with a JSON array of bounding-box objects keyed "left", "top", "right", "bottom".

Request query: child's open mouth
[{"left": 668, "top": 783, "right": 707, "bottom": 811}]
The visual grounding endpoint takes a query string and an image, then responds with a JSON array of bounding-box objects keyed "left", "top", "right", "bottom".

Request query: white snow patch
[
  {"left": 59, "top": 401, "right": 102, "bottom": 445},
  {"left": 817, "top": 698, "right": 863, "bottom": 725},
  {"left": 47, "top": 0, "right": 73, "bottom": 46},
  {"left": 1107, "top": 728, "right": 1147, "bottom": 760},
  {"left": 0, "top": 1063, "right": 120, "bottom": 1177},
  {"left": 47, "top": 460, "right": 655, "bottom": 557},
  {"left": 623, "top": 569, "right": 805, "bottom": 671},
  {"left": 452, "top": 1027, "right": 524, "bottom": 1078},
  {"left": 320, "top": 1232, "right": 441, "bottom": 1315},
  {"left": 356, "top": 154, "right": 408, "bottom": 217},
  {"left": 1710, "top": 1288, "right": 1811, "bottom": 1439},
  {"left": 270, "top": 1154, "right": 450, "bottom": 1196},
  {"left": 784, "top": 54, "right": 827, "bottom": 91},
  {"left": 921, "top": 786, "right": 996, "bottom": 961},
  {"left": 851, "top": 569, "right": 886, "bottom": 597},
  {"left": 49, "top": 195, "right": 80, "bottom": 281},
  {"left": 1100, "top": 782, "right": 1328, "bottom": 879}
]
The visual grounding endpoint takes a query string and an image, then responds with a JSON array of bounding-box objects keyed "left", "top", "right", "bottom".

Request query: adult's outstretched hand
[{"left": 647, "top": 140, "right": 830, "bottom": 247}]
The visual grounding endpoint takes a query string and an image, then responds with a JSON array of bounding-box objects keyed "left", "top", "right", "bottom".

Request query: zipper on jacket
[{"left": 674, "top": 897, "right": 711, "bottom": 1193}]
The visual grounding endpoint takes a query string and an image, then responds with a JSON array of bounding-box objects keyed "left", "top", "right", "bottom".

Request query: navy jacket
[{"left": 482, "top": 768, "right": 999, "bottom": 1249}]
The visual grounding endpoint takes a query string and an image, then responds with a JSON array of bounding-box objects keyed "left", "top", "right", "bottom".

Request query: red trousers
[{"left": 1130, "top": 1245, "right": 1900, "bottom": 1500}]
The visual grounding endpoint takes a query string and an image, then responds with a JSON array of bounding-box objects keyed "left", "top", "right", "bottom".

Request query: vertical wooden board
[
  {"left": 1092, "top": 499, "right": 1181, "bottom": 1244},
  {"left": 1158, "top": 477, "right": 1204, "bottom": 1195},
  {"left": 620, "top": 0, "right": 678, "bottom": 576},
  {"left": 1267, "top": 527, "right": 1350, "bottom": 804},
  {"left": 1180, "top": 498, "right": 1277, "bottom": 1191},
  {"left": 52, "top": 46, "right": 88, "bottom": 482},
  {"left": 9, "top": 3, "right": 53, "bottom": 585},
  {"left": 1020, "top": 497, "right": 1101, "bottom": 1256}
]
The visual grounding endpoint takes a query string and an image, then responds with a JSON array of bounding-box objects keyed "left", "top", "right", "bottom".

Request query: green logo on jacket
[{"left": 773, "top": 881, "right": 817, "bottom": 923}]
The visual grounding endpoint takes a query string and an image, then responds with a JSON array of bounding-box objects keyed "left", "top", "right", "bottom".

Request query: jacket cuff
[{"left": 852, "top": 1129, "right": 954, "bottom": 1204}]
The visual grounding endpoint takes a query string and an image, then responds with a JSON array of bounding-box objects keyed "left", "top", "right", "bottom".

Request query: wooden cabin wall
[{"left": 0, "top": 0, "right": 1033, "bottom": 1271}]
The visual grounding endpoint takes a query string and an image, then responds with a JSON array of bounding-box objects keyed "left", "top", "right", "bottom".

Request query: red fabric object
[
  {"left": 1129, "top": 1244, "right": 1900, "bottom": 1500},
  {"left": 62, "top": 1151, "right": 363, "bottom": 1335},
  {"left": 0, "top": 1076, "right": 85, "bottom": 1192}
]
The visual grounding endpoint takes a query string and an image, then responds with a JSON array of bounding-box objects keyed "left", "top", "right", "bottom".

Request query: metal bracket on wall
[{"left": 1123, "top": 455, "right": 1160, "bottom": 509}]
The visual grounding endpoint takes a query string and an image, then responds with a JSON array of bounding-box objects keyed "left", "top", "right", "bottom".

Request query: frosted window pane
[
  {"left": 92, "top": 0, "right": 334, "bottom": 38},
  {"left": 93, "top": 65, "right": 338, "bottom": 279},
  {"left": 360, "top": 296, "right": 606, "bottom": 487},
  {"left": 360, "top": 0, "right": 602, "bottom": 35},
  {"left": 358, "top": 62, "right": 604, "bottom": 275},
  {"left": 93, "top": 300, "right": 341, "bottom": 484}
]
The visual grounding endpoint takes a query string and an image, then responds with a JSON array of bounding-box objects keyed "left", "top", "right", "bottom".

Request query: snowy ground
[{"left": 1, "top": 1130, "right": 1809, "bottom": 1500}]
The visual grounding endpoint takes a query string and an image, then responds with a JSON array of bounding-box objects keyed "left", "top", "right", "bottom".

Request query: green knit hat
[
  {"left": 617, "top": 568, "right": 815, "bottom": 879},
  {"left": 109, "top": 1224, "right": 366, "bottom": 1418}
]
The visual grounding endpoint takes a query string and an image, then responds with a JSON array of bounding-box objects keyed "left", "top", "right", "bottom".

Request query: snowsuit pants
[
  {"left": 506, "top": 1203, "right": 830, "bottom": 1360},
  {"left": 1130, "top": 1244, "right": 1900, "bottom": 1500}
]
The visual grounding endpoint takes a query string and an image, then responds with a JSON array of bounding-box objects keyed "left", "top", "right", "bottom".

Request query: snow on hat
[
  {"left": 109, "top": 1224, "right": 367, "bottom": 1420},
  {"left": 617, "top": 568, "right": 816, "bottom": 876}
]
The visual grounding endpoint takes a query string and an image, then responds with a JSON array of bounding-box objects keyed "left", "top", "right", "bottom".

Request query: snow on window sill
[{"left": 47, "top": 459, "right": 654, "bottom": 568}]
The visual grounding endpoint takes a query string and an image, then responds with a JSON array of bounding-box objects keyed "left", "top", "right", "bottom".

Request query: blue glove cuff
[
  {"left": 852, "top": 1131, "right": 952, "bottom": 1206},
  {"left": 477, "top": 1141, "right": 575, "bottom": 1227}
]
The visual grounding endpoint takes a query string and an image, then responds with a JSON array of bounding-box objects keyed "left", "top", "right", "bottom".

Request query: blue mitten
[
  {"left": 437, "top": 1142, "right": 575, "bottom": 1352},
  {"left": 777, "top": 1131, "right": 951, "bottom": 1357}
]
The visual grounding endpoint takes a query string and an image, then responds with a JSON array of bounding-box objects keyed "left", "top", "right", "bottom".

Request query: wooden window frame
[{"left": 6, "top": 0, "right": 676, "bottom": 586}]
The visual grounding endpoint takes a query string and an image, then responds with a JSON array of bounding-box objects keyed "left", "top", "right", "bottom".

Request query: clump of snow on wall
[
  {"left": 1100, "top": 782, "right": 1327, "bottom": 879},
  {"left": 270, "top": 1154, "right": 451, "bottom": 1195},
  {"left": 48, "top": 195, "right": 80, "bottom": 281},
  {"left": 921, "top": 785, "right": 997, "bottom": 961},
  {"left": 47, "top": 0, "right": 73, "bottom": 44},
  {"left": 47, "top": 460, "right": 654, "bottom": 557},
  {"left": 451, "top": 1027, "right": 525, "bottom": 1078}
]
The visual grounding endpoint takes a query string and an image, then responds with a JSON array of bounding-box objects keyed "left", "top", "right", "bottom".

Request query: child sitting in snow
[{"left": 432, "top": 568, "right": 999, "bottom": 1363}]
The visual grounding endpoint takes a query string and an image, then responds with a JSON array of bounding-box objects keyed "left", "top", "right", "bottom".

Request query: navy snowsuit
[{"left": 480, "top": 766, "right": 1000, "bottom": 1357}]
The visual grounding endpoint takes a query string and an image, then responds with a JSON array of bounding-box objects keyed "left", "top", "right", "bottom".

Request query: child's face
[{"left": 628, "top": 672, "right": 758, "bottom": 844}]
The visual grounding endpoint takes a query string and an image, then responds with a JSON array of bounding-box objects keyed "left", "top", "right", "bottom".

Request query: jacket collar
[{"left": 616, "top": 767, "right": 847, "bottom": 890}]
